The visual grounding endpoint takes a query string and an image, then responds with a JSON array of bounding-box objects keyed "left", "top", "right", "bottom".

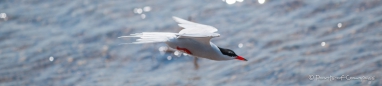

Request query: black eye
[{"left": 218, "top": 47, "right": 237, "bottom": 57}]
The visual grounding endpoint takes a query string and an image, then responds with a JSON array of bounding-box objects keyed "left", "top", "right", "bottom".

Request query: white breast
[{"left": 166, "top": 38, "right": 233, "bottom": 61}]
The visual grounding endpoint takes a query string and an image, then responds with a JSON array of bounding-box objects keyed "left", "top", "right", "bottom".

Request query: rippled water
[{"left": 1, "top": 0, "right": 382, "bottom": 85}]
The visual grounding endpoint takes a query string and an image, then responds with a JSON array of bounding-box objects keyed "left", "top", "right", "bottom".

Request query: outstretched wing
[
  {"left": 172, "top": 16, "right": 218, "bottom": 34},
  {"left": 173, "top": 16, "right": 220, "bottom": 45}
]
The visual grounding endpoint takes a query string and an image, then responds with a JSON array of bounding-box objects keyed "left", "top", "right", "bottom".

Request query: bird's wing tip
[
  {"left": 118, "top": 36, "right": 137, "bottom": 38},
  {"left": 172, "top": 16, "right": 179, "bottom": 19},
  {"left": 172, "top": 16, "right": 186, "bottom": 22}
]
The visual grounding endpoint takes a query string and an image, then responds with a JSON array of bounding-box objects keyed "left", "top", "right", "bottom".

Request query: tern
[{"left": 119, "top": 16, "right": 247, "bottom": 61}]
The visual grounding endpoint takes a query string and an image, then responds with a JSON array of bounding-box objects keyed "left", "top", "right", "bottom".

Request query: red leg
[{"left": 176, "top": 46, "right": 192, "bottom": 54}]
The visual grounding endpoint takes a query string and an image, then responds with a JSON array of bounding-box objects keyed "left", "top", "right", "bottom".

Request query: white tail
[{"left": 119, "top": 32, "right": 177, "bottom": 44}]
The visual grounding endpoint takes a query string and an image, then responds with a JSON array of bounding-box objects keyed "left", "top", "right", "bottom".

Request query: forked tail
[{"left": 118, "top": 32, "right": 177, "bottom": 44}]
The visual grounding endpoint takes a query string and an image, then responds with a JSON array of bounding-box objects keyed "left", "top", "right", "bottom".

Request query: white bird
[{"left": 119, "top": 16, "right": 247, "bottom": 61}]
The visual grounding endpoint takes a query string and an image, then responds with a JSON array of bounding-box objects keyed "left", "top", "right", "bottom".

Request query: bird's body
[
  {"left": 119, "top": 16, "right": 247, "bottom": 61},
  {"left": 166, "top": 38, "right": 231, "bottom": 60}
]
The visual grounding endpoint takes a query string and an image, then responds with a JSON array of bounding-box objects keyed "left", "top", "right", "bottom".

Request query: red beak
[{"left": 235, "top": 56, "right": 247, "bottom": 61}]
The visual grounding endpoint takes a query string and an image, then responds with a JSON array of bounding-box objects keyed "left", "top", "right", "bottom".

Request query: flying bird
[{"left": 119, "top": 16, "right": 247, "bottom": 61}]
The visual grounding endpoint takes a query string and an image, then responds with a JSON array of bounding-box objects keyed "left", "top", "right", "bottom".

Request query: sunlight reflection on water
[
  {"left": 258, "top": 0, "right": 265, "bottom": 4},
  {"left": 134, "top": 8, "right": 143, "bottom": 14},
  {"left": 134, "top": 6, "right": 151, "bottom": 19},
  {"left": 182, "top": 53, "right": 188, "bottom": 56},
  {"left": 0, "top": 13, "right": 6, "bottom": 18},
  {"left": 174, "top": 51, "right": 181, "bottom": 57},
  {"left": 337, "top": 23, "right": 342, "bottom": 28},
  {"left": 159, "top": 46, "right": 167, "bottom": 54},
  {"left": 0, "top": 13, "right": 7, "bottom": 21},
  {"left": 141, "top": 14, "right": 146, "bottom": 19},
  {"left": 224, "top": 0, "right": 244, "bottom": 5},
  {"left": 238, "top": 43, "right": 243, "bottom": 48},
  {"left": 225, "top": 0, "right": 236, "bottom": 5},
  {"left": 143, "top": 6, "right": 151, "bottom": 12},
  {"left": 167, "top": 56, "right": 172, "bottom": 60},
  {"left": 49, "top": 56, "right": 54, "bottom": 61},
  {"left": 321, "top": 42, "right": 326, "bottom": 47}
]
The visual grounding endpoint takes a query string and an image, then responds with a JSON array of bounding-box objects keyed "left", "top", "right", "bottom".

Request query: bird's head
[{"left": 218, "top": 47, "right": 247, "bottom": 61}]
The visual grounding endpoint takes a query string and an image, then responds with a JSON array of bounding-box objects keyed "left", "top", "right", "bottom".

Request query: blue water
[{"left": 1, "top": 0, "right": 382, "bottom": 85}]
